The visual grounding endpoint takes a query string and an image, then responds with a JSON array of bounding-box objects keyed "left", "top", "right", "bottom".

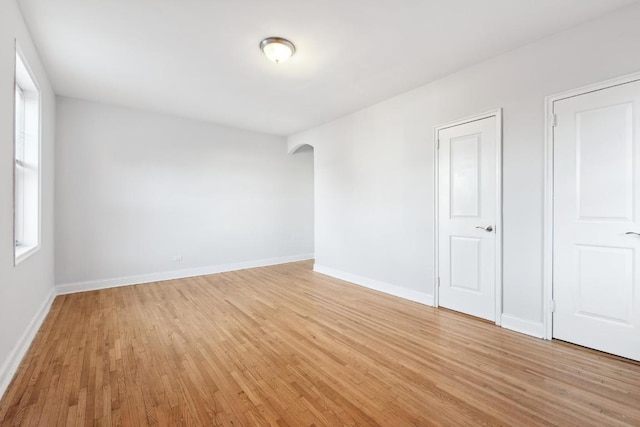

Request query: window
[{"left": 14, "top": 48, "right": 40, "bottom": 264}]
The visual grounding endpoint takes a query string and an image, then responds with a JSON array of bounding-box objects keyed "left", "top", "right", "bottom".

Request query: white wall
[
  {"left": 0, "top": 0, "right": 56, "bottom": 397},
  {"left": 55, "top": 97, "right": 314, "bottom": 288},
  {"left": 288, "top": 3, "right": 640, "bottom": 334}
]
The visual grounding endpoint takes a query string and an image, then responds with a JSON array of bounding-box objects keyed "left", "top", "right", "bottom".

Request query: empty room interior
[{"left": 2, "top": 0, "right": 640, "bottom": 425}]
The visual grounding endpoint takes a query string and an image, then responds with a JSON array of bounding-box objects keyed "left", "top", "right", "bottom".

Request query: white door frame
[
  {"left": 434, "top": 109, "right": 503, "bottom": 325},
  {"left": 543, "top": 71, "right": 640, "bottom": 340}
]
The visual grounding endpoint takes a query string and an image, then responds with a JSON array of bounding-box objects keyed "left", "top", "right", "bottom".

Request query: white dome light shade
[{"left": 260, "top": 37, "right": 295, "bottom": 64}]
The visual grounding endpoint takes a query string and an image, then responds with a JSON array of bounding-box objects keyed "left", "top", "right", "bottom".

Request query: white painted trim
[
  {"left": 543, "top": 71, "right": 640, "bottom": 341},
  {"left": 433, "top": 123, "right": 440, "bottom": 309},
  {"left": 501, "top": 314, "right": 545, "bottom": 339},
  {"left": 313, "top": 264, "right": 434, "bottom": 306},
  {"left": 433, "top": 109, "right": 503, "bottom": 325},
  {"left": 0, "top": 287, "right": 55, "bottom": 400},
  {"left": 14, "top": 244, "right": 40, "bottom": 265},
  {"left": 56, "top": 254, "right": 315, "bottom": 295}
]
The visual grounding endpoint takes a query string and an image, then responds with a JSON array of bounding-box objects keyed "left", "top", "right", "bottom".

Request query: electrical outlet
[{"left": 173, "top": 255, "right": 183, "bottom": 262}]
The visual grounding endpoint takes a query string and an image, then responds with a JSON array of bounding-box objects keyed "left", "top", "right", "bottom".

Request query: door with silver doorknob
[
  {"left": 553, "top": 79, "right": 640, "bottom": 361},
  {"left": 437, "top": 114, "right": 499, "bottom": 322}
]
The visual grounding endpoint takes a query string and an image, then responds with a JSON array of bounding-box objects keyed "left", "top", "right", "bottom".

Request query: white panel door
[
  {"left": 553, "top": 80, "right": 640, "bottom": 361},
  {"left": 438, "top": 116, "right": 497, "bottom": 321}
]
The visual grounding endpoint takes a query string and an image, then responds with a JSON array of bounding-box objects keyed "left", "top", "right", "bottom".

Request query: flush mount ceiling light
[{"left": 259, "top": 37, "right": 295, "bottom": 64}]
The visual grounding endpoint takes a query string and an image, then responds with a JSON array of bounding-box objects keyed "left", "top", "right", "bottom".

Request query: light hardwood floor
[{"left": 1, "top": 261, "right": 639, "bottom": 426}]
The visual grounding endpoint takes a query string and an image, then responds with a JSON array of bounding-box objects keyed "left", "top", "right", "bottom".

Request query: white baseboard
[
  {"left": 0, "top": 287, "right": 56, "bottom": 400},
  {"left": 56, "top": 254, "right": 315, "bottom": 295},
  {"left": 313, "top": 264, "right": 434, "bottom": 306},
  {"left": 501, "top": 313, "right": 545, "bottom": 338}
]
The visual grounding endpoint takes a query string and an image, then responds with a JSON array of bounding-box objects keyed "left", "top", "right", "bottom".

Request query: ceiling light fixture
[{"left": 260, "top": 37, "right": 295, "bottom": 64}]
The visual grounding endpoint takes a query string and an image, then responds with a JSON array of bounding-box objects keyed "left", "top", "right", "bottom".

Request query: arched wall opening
[{"left": 289, "top": 143, "right": 315, "bottom": 262}]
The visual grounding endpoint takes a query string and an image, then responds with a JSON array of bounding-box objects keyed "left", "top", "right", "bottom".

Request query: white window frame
[{"left": 14, "top": 44, "right": 41, "bottom": 265}]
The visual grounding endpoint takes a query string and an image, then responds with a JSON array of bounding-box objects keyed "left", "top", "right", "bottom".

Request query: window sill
[{"left": 15, "top": 244, "right": 40, "bottom": 265}]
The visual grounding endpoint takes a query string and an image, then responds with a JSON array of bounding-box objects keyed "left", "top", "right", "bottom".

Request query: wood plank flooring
[{"left": 1, "top": 261, "right": 639, "bottom": 426}]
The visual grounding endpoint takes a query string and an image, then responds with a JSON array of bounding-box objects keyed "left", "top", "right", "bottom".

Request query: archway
[{"left": 289, "top": 143, "right": 315, "bottom": 264}]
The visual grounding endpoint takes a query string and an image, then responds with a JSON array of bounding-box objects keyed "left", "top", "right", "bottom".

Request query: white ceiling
[{"left": 19, "top": 0, "right": 638, "bottom": 136}]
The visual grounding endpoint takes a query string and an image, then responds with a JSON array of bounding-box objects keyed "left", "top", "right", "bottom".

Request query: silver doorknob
[
  {"left": 626, "top": 232, "right": 640, "bottom": 236},
  {"left": 476, "top": 225, "right": 493, "bottom": 232}
]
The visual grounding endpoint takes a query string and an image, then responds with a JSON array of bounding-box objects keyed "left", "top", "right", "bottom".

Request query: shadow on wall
[
  {"left": 293, "top": 144, "right": 314, "bottom": 154},
  {"left": 289, "top": 143, "right": 314, "bottom": 155}
]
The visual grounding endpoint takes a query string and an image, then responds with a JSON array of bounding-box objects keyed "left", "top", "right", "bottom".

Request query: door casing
[
  {"left": 434, "top": 109, "right": 503, "bottom": 324},
  {"left": 543, "top": 72, "right": 640, "bottom": 340}
]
